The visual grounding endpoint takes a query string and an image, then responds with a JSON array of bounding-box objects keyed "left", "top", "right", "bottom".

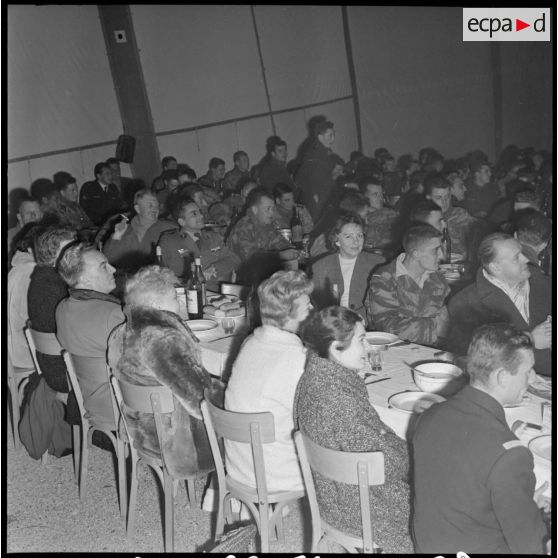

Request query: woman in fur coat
[{"left": 107, "top": 265, "right": 223, "bottom": 479}]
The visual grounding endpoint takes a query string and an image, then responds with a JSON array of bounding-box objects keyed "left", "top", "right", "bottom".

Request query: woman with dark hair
[
  {"left": 294, "top": 306, "right": 413, "bottom": 553},
  {"left": 309, "top": 213, "right": 384, "bottom": 323}
]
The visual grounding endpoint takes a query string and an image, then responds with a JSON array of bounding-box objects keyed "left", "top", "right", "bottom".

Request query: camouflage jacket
[
  {"left": 364, "top": 207, "right": 399, "bottom": 249},
  {"left": 222, "top": 167, "right": 250, "bottom": 194},
  {"left": 227, "top": 212, "right": 290, "bottom": 261},
  {"left": 158, "top": 228, "right": 240, "bottom": 285},
  {"left": 273, "top": 204, "right": 314, "bottom": 235},
  {"left": 444, "top": 205, "right": 477, "bottom": 258},
  {"left": 367, "top": 255, "right": 450, "bottom": 346}
]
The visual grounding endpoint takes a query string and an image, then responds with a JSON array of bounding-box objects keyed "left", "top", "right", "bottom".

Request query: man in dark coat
[
  {"left": 79, "top": 162, "right": 123, "bottom": 225},
  {"left": 412, "top": 323, "right": 549, "bottom": 554},
  {"left": 295, "top": 120, "right": 337, "bottom": 222},
  {"left": 448, "top": 233, "right": 551, "bottom": 376}
]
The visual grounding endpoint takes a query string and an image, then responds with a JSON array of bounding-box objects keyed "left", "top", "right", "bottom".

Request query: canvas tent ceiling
[{"left": 7, "top": 5, "right": 553, "bottom": 194}]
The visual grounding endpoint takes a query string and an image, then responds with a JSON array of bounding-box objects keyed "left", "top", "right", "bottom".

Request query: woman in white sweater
[{"left": 224, "top": 269, "right": 313, "bottom": 492}]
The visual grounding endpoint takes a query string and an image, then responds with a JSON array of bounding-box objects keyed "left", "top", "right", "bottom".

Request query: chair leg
[
  {"left": 116, "top": 440, "right": 127, "bottom": 519},
  {"left": 186, "top": 479, "right": 197, "bottom": 507},
  {"left": 127, "top": 456, "right": 138, "bottom": 540},
  {"left": 79, "top": 429, "right": 89, "bottom": 500},
  {"left": 163, "top": 471, "right": 174, "bottom": 552},
  {"left": 72, "top": 425, "right": 80, "bottom": 482},
  {"left": 274, "top": 505, "right": 285, "bottom": 542},
  {"left": 259, "top": 503, "right": 270, "bottom": 553},
  {"left": 8, "top": 383, "right": 21, "bottom": 451},
  {"left": 215, "top": 491, "right": 228, "bottom": 541}
]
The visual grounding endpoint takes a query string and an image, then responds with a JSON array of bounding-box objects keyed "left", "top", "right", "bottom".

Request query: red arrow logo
[{"left": 516, "top": 19, "right": 530, "bottom": 31}]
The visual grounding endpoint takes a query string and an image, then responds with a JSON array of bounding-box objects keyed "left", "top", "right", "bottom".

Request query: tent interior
[{"left": 8, "top": 5, "right": 553, "bottom": 201}]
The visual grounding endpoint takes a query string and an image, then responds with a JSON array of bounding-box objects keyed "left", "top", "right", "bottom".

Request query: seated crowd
[{"left": 7, "top": 123, "right": 553, "bottom": 553}]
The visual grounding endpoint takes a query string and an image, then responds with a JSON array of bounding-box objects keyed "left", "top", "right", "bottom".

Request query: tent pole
[
  {"left": 490, "top": 43, "right": 503, "bottom": 162},
  {"left": 341, "top": 6, "right": 363, "bottom": 153},
  {"left": 250, "top": 6, "right": 276, "bottom": 135}
]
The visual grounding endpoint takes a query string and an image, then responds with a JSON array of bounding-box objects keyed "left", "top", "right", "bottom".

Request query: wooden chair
[
  {"left": 200, "top": 395, "right": 305, "bottom": 553},
  {"left": 110, "top": 375, "right": 201, "bottom": 552},
  {"left": 24, "top": 321, "right": 73, "bottom": 467},
  {"left": 294, "top": 430, "right": 385, "bottom": 553},
  {"left": 7, "top": 334, "right": 34, "bottom": 451},
  {"left": 62, "top": 351, "right": 126, "bottom": 518}
]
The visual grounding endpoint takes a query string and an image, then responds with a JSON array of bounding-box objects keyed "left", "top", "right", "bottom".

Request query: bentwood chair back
[
  {"left": 201, "top": 393, "right": 305, "bottom": 553},
  {"left": 294, "top": 430, "right": 385, "bottom": 553},
  {"left": 62, "top": 351, "right": 127, "bottom": 518},
  {"left": 110, "top": 375, "right": 199, "bottom": 553},
  {"left": 24, "top": 321, "right": 67, "bottom": 465},
  {"left": 7, "top": 334, "right": 34, "bottom": 451}
]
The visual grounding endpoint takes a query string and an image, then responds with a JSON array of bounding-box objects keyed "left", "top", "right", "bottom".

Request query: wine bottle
[
  {"left": 186, "top": 261, "right": 203, "bottom": 319},
  {"left": 291, "top": 206, "right": 303, "bottom": 247},
  {"left": 194, "top": 256, "right": 207, "bottom": 306},
  {"left": 441, "top": 226, "right": 452, "bottom": 264},
  {"left": 156, "top": 245, "right": 163, "bottom": 266}
]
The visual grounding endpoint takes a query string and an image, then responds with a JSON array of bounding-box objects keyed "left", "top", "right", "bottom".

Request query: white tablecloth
[{"left": 365, "top": 342, "right": 551, "bottom": 494}]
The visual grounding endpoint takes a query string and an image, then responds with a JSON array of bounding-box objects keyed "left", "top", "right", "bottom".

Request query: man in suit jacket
[
  {"left": 448, "top": 232, "right": 551, "bottom": 376},
  {"left": 79, "top": 162, "right": 123, "bottom": 225},
  {"left": 412, "top": 323, "right": 549, "bottom": 554}
]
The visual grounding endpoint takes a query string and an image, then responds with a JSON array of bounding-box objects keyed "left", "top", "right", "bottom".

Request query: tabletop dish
[
  {"left": 185, "top": 319, "right": 218, "bottom": 334},
  {"left": 411, "top": 361, "right": 466, "bottom": 396},
  {"left": 528, "top": 435, "right": 551, "bottom": 462},
  {"left": 365, "top": 332, "right": 400, "bottom": 347},
  {"left": 388, "top": 391, "right": 445, "bottom": 414}
]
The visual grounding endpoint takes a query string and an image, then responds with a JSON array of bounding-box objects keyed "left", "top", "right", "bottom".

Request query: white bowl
[{"left": 412, "top": 361, "right": 466, "bottom": 396}]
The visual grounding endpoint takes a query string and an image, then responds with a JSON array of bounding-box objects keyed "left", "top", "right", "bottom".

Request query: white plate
[
  {"left": 185, "top": 319, "right": 218, "bottom": 332},
  {"left": 529, "top": 435, "right": 551, "bottom": 461},
  {"left": 388, "top": 391, "right": 445, "bottom": 414},
  {"left": 365, "top": 332, "right": 400, "bottom": 347}
]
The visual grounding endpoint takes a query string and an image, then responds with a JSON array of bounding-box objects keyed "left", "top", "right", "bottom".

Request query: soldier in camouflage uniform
[
  {"left": 227, "top": 188, "right": 298, "bottom": 262},
  {"left": 159, "top": 198, "right": 240, "bottom": 290},
  {"left": 425, "top": 173, "right": 478, "bottom": 259},
  {"left": 272, "top": 183, "right": 314, "bottom": 235},
  {"left": 360, "top": 179, "right": 399, "bottom": 250},
  {"left": 367, "top": 224, "right": 450, "bottom": 347}
]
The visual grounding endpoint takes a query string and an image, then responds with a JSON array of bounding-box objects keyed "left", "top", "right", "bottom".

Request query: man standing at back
[{"left": 412, "top": 323, "right": 549, "bottom": 554}]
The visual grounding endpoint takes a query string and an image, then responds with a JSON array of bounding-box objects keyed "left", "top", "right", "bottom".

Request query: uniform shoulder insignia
[{"left": 502, "top": 440, "right": 527, "bottom": 450}]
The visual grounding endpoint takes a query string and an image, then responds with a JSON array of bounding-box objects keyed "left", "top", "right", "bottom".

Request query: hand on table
[{"left": 531, "top": 316, "right": 552, "bottom": 350}]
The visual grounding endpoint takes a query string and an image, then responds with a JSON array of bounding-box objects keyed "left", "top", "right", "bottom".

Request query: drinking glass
[
  {"left": 222, "top": 317, "right": 235, "bottom": 334},
  {"left": 368, "top": 349, "right": 382, "bottom": 372}
]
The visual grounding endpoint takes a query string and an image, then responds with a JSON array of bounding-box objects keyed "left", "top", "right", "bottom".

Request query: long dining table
[{"left": 198, "top": 324, "right": 551, "bottom": 496}]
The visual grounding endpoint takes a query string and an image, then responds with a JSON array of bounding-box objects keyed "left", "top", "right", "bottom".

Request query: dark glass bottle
[
  {"left": 291, "top": 206, "right": 303, "bottom": 246},
  {"left": 441, "top": 227, "right": 452, "bottom": 264},
  {"left": 186, "top": 261, "right": 203, "bottom": 319},
  {"left": 194, "top": 256, "right": 207, "bottom": 306},
  {"left": 155, "top": 245, "right": 164, "bottom": 266}
]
